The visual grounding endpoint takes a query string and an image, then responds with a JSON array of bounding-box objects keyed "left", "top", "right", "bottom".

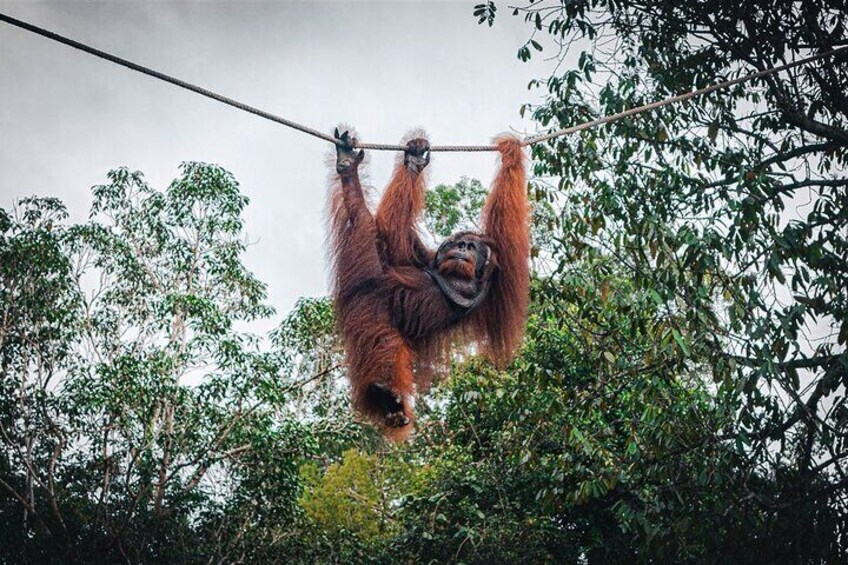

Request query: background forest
[{"left": 1, "top": 1, "right": 847, "bottom": 563}]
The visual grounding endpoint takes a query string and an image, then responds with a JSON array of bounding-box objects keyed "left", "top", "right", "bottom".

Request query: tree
[
  {"left": 472, "top": 0, "right": 847, "bottom": 559},
  {"left": 0, "top": 165, "right": 315, "bottom": 562},
  {"left": 389, "top": 269, "right": 754, "bottom": 562},
  {"left": 300, "top": 449, "right": 400, "bottom": 542}
]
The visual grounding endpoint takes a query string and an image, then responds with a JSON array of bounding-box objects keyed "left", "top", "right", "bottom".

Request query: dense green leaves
[
  {"left": 471, "top": 0, "right": 847, "bottom": 560},
  {"left": 1, "top": 165, "right": 316, "bottom": 562}
]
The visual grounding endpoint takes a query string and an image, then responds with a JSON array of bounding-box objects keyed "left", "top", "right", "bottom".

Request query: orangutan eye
[{"left": 468, "top": 242, "right": 476, "bottom": 250}]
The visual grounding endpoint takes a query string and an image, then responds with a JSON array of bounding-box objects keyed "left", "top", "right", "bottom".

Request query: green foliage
[
  {"left": 0, "top": 165, "right": 315, "bottom": 562},
  {"left": 300, "top": 449, "right": 398, "bottom": 542},
  {"left": 473, "top": 1, "right": 497, "bottom": 27},
  {"left": 424, "top": 176, "right": 488, "bottom": 238},
  {"left": 469, "top": 0, "right": 848, "bottom": 560},
  {"left": 387, "top": 272, "right": 737, "bottom": 562}
]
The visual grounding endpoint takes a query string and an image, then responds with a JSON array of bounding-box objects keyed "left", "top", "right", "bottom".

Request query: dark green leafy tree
[
  {"left": 389, "top": 261, "right": 723, "bottom": 562},
  {"left": 466, "top": 0, "right": 847, "bottom": 559}
]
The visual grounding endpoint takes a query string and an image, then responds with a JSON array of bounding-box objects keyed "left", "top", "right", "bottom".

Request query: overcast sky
[{"left": 0, "top": 1, "right": 554, "bottom": 329}]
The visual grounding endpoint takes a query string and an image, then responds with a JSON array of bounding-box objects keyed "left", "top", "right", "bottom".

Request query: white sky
[{"left": 0, "top": 1, "right": 553, "bottom": 330}]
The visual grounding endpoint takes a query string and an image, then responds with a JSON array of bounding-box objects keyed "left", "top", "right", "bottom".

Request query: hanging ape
[{"left": 327, "top": 127, "right": 530, "bottom": 440}]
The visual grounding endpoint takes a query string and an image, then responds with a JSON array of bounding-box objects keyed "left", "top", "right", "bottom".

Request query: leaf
[
  {"left": 707, "top": 121, "right": 719, "bottom": 144},
  {"left": 671, "top": 329, "right": 690, "bottom": 356}
]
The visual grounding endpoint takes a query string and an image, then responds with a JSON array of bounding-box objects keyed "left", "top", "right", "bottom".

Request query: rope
[
  {"left": 522, "top": 46, "right": 848, "bottom": 146},
  {"left": 0, "top": 12, "right": 339, "bottom": 145},
  {"left": 1, "top": 12, "right": 846, "bottom": 152}
]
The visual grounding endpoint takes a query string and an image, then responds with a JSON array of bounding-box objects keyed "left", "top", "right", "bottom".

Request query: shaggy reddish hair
[{"left": 328, "top": 130, "right": 529, "bottom": 440}]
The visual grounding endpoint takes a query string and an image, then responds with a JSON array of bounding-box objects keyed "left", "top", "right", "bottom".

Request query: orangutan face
[{"left": 435, "top": 232, "right": 495, "bottom": 281}]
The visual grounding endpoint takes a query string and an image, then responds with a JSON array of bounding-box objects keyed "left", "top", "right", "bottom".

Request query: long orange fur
[
  {"left": 327, "top": 130, "right": 529, "bottom": 440},
  {"left": 470, "top": 135, "right": 531, "bottom": 366}
]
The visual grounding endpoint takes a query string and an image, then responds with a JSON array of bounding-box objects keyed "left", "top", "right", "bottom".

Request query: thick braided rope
[
  {"left": 358, "top": 142, "right": 498, "bottom": 151},
  {"left": 1, "top": 12, "right": 845, "bottom": 152}
]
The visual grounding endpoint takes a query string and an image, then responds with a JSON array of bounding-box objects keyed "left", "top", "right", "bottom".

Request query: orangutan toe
[{"left": 385, "top": 411, "right": 410, "bottom": 428}]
